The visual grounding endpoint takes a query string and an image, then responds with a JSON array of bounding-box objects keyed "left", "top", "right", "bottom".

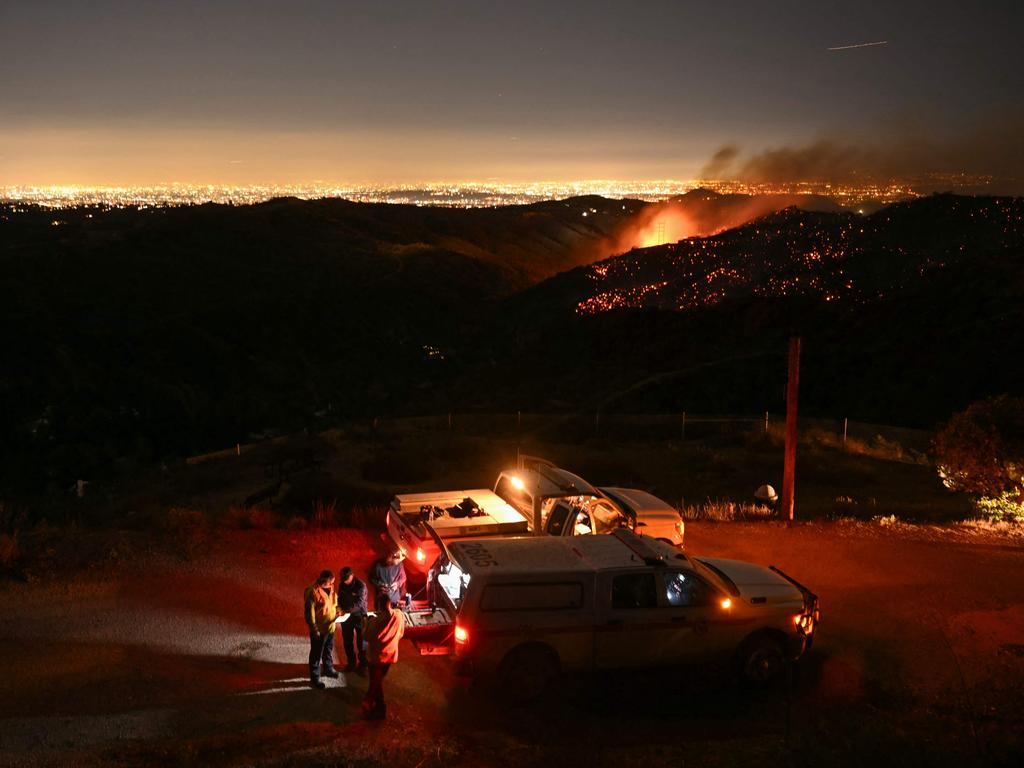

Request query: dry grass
[
  {"left": 955, "top": 517, "right": 1024, "bottom": 538},
  {"left": 681, "top": 499, "right": 775, "bottom": 522},
  {"left": 311, "top": 497, "right": 338, "bottom": 528}
]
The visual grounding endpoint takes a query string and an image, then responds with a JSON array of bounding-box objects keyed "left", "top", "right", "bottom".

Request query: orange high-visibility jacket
[{"left": 366, "top": 606, "right": 405, "bottom": 664}]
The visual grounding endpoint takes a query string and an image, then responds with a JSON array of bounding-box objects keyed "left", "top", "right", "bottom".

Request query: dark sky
[{"left": 1, "top": 0, "right": 1022, "bottom": 185}]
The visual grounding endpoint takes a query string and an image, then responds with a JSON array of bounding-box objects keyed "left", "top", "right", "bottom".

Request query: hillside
[
  {"left": 2, "top": 193, "right": 1022, "bottom": 502},
  {"left": 457, "top": 195, "right": 1024, "bottom": 423}
]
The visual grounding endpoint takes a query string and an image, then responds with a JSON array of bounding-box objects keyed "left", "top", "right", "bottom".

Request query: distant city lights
[{"left": 0, "top": 174, "right": 996, "bottom": 211}]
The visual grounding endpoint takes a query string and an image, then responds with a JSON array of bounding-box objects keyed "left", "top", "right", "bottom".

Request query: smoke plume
[{"left": 701, "top": 113, "right": 1024, "bottom": 192}]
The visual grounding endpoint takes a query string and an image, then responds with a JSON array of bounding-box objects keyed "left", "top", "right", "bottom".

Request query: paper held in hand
[{"left": 334, "top": 612, "right": 351, "bottom": 624}]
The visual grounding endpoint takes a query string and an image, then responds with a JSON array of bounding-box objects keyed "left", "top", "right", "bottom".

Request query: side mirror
[{"left": 635, "top": 521, "right": 648, "bottom": 528}]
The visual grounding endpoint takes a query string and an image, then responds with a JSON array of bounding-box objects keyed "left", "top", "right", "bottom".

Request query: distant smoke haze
[{"left": 700, "top": 115, "right": 1024, "bottom": 193}]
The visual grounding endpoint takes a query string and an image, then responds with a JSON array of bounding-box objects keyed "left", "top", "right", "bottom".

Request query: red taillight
[
  {"left": 416, "top": 547, "right": 426, "bottom": 563},
  {"left": 454, "top": 625, "right": 469, "bottom": 644}
]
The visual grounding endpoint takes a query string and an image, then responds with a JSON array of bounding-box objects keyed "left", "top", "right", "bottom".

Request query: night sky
[{"left": 1, "top": 0, "right": 1022, "bottom": 186}]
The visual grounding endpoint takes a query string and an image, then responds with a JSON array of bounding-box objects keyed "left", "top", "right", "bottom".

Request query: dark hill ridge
[{"left": 2, "top": 193, "right": 1022, "bottom": 501}]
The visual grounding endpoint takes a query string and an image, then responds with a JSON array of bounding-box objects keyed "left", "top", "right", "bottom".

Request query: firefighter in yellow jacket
[{"left": 304, "top": 569, "right": 340, "bottom": 688}]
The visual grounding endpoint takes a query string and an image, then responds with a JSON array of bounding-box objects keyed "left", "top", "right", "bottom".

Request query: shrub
[
  {"left": 933, "top": 395, "right": 1024, "bottom": 499},
  {"left": 971, "top": 491, "right": 1024, "bottom": 523}
]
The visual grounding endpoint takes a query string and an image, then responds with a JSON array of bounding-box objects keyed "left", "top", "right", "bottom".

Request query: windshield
[
  {"left": 693, "top": 558, "right": 740, "bottom": 598},
  {"left": 494, "top": 475, "right": 531, "bottom": 514}
]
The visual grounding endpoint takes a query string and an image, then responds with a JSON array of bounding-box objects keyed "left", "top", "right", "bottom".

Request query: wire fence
[
  {"left": 351, "top": 411, "right": 932, "bottom": 454},
  {"left": 186, "top": 411, "right": 933, "bottom": 466}
]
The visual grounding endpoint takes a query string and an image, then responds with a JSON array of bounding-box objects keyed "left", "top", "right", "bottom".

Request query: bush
[
  {"left": 971, "top": 491, "right": 1024, "bottom": 523},
  {"left": 933, "top": 395, "right": 1024, "bottom": 499}
]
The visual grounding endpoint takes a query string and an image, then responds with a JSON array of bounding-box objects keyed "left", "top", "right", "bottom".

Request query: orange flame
[{"left": 634, "top": 206, "right": 697, "bottom": 248}]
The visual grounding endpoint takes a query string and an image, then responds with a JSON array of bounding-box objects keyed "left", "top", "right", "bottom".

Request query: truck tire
[
  {"left": 498, "top": 644, "right": 558, "bottom": 703},
  {"left": 736, "top": 633, "right": 786, "bottom": 687}
]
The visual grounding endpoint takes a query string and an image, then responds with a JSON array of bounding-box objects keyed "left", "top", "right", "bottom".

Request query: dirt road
[{"left": 1, "top": 521, "right": 1022, "bottom": 767}]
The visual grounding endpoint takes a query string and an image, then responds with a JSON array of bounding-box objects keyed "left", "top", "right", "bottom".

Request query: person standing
[
  {"left": 304, "top": 569, "right": 339, "bottom": 689},
  {"left": 362, "top": 594, "right": 406, "bottom": 720},
  {"left": 369, "top": 549, "right": 407, "bottom": 606},
  {"left": 336, "top": 565, "right": 368, "bottom": 674}
]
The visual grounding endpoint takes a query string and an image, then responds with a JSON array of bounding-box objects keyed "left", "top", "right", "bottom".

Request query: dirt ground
[{"left": 1, "top": 521, "right": 1022, "bottom": 768}]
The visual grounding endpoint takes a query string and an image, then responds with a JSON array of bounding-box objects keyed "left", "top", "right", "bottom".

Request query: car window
[
  {"left": 481, "top": 582, "right": 584, "bottom": 611},
  {"left": 663, "top": 571, "right": 715, "bottom": 607},
  {"left": 611, "top": 572, "right": 658, "bottom": 610},
  {"left": 546, "top": 502, "right": 573, "bottom": 535},
  {"left": 573, "top": 511, "right": 593, "bottom": 536},
  {"left": 590, "top": 500, "right": 627, "bottom": 533}
]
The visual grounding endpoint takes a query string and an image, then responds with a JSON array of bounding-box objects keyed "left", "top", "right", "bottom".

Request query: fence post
[
  {"left": 765, "top": 411, "right": 769, "bottom": 434},
  {"left": 843, "top": 417, "right": 848, "bottom": 449},
  {"left": 781, "top": 336, "right": 801, "bottom": 522},
  {"left": 236, "top": 443, "right": 241, "bottom": 456}
]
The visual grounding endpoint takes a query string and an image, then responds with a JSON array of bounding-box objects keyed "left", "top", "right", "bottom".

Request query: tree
[{"left": 933, "top": 395, "right": 1024, "bottom": 501}]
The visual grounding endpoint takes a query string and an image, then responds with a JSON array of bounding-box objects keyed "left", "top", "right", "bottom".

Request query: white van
[{"left": 407, "top": 528, "right": 818, "bottom": 700}]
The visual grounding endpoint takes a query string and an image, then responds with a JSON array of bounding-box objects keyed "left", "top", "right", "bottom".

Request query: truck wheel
[
  {"left": 737, "top": 634, "right": 786, "bottom": 687},
  {"left": 499, "top": 644, "right": 558, "bottom": 703}
]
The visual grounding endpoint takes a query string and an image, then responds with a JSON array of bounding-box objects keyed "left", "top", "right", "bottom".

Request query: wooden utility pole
[{"left": 781, "top": 336, "right": 801, "bottom": 521}]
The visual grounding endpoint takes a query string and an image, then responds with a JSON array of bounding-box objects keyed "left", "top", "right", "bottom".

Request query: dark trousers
[
  {"left": 341, "top": 617, "right": 367, "bottom": 669},
  {"left": 308, "top": 629, "right": 336, "bottom": 681},
  {"left": 362, "top": 663, "right": 391, "bottom": 719}
]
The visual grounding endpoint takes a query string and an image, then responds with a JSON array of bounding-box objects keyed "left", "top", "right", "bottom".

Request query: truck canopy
[{"left": 392, "top": 489, "right": 528, "bottom": 537}]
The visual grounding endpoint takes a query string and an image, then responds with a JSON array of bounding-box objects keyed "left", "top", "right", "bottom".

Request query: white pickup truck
[
  {"left": 386, "top": 457, "right": 685, "bottom": 573},
  {"left": 406, "top": 528, "right": 819, "bottom": 700}
]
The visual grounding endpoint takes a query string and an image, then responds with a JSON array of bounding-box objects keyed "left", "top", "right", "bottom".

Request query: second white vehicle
[{"left": 387, "top": 457, "right": 684, "bottom": 572}]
